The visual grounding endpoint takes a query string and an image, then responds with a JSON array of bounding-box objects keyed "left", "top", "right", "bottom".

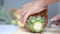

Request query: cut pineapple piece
[
  {"left": 27, "top": 16, "right": 45, "bottom": 32},
  {"left": 33, "top": 22, "right": 43, "bottom": 31},
  {"left": 16, "top": 20, "right": 24, "bottom": 28},
  {"left": 15, "top": 14, "right": 20, "bottom": 19}
]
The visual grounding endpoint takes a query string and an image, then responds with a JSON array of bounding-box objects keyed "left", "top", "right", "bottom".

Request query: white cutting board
[{"left": 12, "top": 27, "right": 60, "bottom": 34}]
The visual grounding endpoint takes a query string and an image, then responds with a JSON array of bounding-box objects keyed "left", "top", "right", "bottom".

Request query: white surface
[
  {"left": 0, "top": 24, "right": 60, "bottom": 34},
  {"left": 13, "top": 27, "right": 60, "bottom": 34},
  {"left": 0, "top": 25, "right": 18, "bottom": 34}
]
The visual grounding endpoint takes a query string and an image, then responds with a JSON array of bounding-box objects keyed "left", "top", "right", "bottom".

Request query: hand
[
  {"left": 53, "top": 14, "right": 60, "bottom": 27},
  {"left": 20, "top": 0, "right": 46, "bottom": 27},
  {"left": 53, "top": 14, "right": 60, "bottom": 21}
]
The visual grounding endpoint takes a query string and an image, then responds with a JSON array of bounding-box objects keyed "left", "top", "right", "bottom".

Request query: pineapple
[{"left": 26, "top": 16, "right": 45, "bottom": 32}]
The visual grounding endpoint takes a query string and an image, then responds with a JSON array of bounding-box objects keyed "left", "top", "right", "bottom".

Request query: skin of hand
[
  {"left": 53, "top": 14, "right": 60, "bottom": 27},
  {"left": 20, "top": 0, "right": 46, "bottom": 26},
  {"left": 53, "top": 14, "right": 60, "bottom": 21}
]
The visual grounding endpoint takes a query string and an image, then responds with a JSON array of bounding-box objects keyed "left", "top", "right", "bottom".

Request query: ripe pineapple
[
  {"left": 26, "top": 16, "right": 45, "bottom": 32},
  {"left": 9, "top": 9, "right": 24, "bottom": 27},
  {"left": 25, "top": 8, "right": 48, "bottom": 33}
]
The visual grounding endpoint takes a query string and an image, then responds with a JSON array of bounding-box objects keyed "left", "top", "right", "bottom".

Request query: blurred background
[{"left": 0, "top": 0, "right": 60, "bottom": 34}]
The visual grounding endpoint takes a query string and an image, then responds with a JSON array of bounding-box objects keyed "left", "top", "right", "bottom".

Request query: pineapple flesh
[{"left": 27, "top": 16, "right": 45, "bottom": 32}]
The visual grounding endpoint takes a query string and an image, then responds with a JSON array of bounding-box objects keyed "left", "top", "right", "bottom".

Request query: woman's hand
[
  {"left": 53, "top": 14, "right": 60, "bottom": 21},
  {"left": 20, "top": 0, "right": 46, "bottom": 27},
  {"left": 53, "top": 14, "right": 60, "bottom": 27}
]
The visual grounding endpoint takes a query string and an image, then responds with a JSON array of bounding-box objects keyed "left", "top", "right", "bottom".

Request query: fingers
[
  {"left": 23, "top": 13, "right": 30, "bottom": 25},
  {"left": 34, "top": 7, "right": 45, "bottom": 14},
  {"left": 21, "top": 1, "right": 35, "bottom": 24},
  {"left": 53, "top": 14, "right": 60, "bottom": 21},
  {"left": 21, "top": 1, "right": 36, "bottom": 24},
  {"left": 22, "top": 1, "right": 35, "bottom": 17}
]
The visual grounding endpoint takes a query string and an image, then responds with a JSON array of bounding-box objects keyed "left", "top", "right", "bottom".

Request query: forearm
[
  {"left": 37, "top": 0, "right": 60, "bottom": 5},
  {"left": 46, "top": 0, "right": 60, "bottom": 5}
]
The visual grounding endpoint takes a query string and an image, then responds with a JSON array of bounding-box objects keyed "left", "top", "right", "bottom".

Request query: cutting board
[{"left": 12, "top": 28, "right": 60, "bottom": 34}]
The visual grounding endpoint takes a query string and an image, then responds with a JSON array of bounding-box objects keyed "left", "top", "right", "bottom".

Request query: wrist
[{"left": 36, "top": 0, "right": 47, "bottom": 6}]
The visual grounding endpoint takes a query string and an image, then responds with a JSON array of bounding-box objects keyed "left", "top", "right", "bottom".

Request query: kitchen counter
[
  {"left": 13, "top": 27, "right": 60, "bottom": 34},
  {"left": 0, "top": 25, "right": 18, "bottom": 34},
  {"left": 0, "top": 25, "right": 60, "bottom": 34}
]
